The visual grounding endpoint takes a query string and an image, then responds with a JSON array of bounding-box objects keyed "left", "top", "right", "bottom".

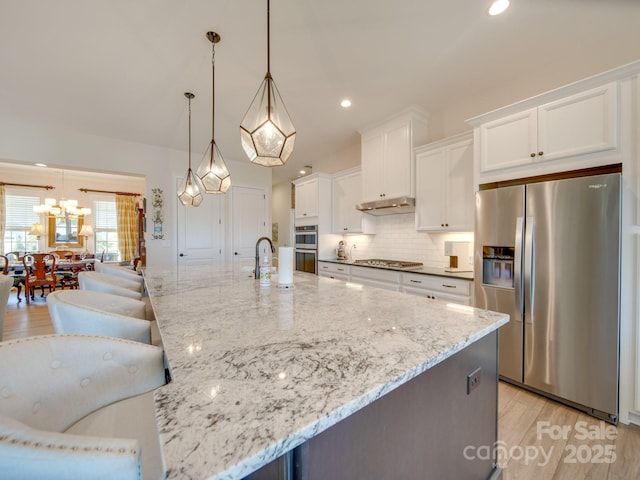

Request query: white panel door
[
  {"left": 176, "top": 182, "right": 224, "bottom": 264},
  {"left": 232, "top": 186, "right": 267, "bottom": 262}
]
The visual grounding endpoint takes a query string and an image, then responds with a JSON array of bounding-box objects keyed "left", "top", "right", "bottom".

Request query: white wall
[
  {"left": 0, "top": 114, "right": 271, "bottom": 267},
  {"left": 271, "top": 182, "right": 293, "bottom": 249}
]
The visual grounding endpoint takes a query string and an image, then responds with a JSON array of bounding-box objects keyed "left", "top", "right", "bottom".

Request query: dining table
[{"left": 6, "top": 258, "right": 95, "bottom": 302}]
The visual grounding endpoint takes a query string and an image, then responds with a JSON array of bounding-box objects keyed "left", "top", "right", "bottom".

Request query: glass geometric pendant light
[
  {"left": 197, "top": 31, "right": 231, "bottom": 194},
  {"left": 177, "top": 92, "right": 204, "bottom": 207},
  {"left": 240, "top": 0, "right": 296, "bottom": 167}
]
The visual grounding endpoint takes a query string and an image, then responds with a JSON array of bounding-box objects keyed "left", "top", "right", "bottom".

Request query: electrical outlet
[
  {"left": 352, "top": 243, "right": 357, "bottom": 249},
  {"left": 467, "top": 367, "right": 481, "bottom": 394}
]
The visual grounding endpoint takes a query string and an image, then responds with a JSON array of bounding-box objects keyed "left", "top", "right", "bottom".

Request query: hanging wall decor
[{"left": 151, "top": 188, "right": 165, "bottom": 239}]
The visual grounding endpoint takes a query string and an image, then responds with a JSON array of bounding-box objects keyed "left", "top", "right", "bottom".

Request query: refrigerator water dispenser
[{"left": 481, "top": 246, "right": 515, "bottom": 288}]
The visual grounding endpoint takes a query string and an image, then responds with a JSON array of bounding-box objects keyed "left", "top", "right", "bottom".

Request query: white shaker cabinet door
[
  {"left": 445, "top": 139, "right": 474, "bottom": 231},
  {"left": 415, "top": 148, "right": 446, "bottom": 230},
  {"left": 538, "top": 82, "right": 618, "bottom": 161},
  {"left": 361, "top": 133, "right": 385, "bottom": 202},
  {"left": 479, "top": 108, "right": 537, "bottom": 173}
]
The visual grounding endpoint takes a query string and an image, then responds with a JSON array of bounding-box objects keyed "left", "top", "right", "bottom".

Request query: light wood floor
[{"left": 3, "top": 290, "right": 640, "bottom": 479}]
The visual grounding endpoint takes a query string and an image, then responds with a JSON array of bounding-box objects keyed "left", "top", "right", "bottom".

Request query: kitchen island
[{"left": 143, "top": 263, "right": 508, "bottom": 480}]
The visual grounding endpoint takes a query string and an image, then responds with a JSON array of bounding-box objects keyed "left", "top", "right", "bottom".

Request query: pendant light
[
  {"left": 197, "top": 31, "right": 231, "bottom": 194},
  {"left": 240, "top": 0, "right": 296, "bottom": 167},
  {"left": 177, "top": 92, "right": 204, "bottom": 207}
]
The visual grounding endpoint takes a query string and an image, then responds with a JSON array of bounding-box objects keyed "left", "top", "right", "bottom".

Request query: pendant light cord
[
  {"left": 188, "top": 94, "right": 192, "bottom": 169},
  {"left": 211, "top": 38, "right": 216, "bottom": 142},
  {"left": 266, "top": 0, "right": 271, "bottom": 74},
  {"left": 266, "top": 0, "right": 272, "bottom": 118}
]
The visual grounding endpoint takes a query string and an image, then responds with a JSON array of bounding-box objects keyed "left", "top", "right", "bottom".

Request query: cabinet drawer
[
  {"left": 402, "top": 273, "right": 471, "bottom": 296},
  {"left": 350, "top": 266, "right": 400, "bottom": 283},
  {"left": 318, "top": 262, "right": 350, "bottom": 275}
]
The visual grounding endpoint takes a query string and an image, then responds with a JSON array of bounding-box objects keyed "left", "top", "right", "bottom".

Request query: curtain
[
  {"left": 0, "top": 185, "right": 5, "bottom": 255},
  {"left": 116, "top": 195, "right": 137, "bottom": 262}
]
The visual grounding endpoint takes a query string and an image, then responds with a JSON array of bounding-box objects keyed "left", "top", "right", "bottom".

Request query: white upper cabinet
[
  {"left": 472, "top": 82, "right": 619, "bottom": 184},
  {"left": 415, "top": 133, "right": 474, "bottom": 232},
  {"left": 359, "top": 107, "right": 428, "bottom": 203},
  {"left": 332, "top": 168, "right": 375, "bottom": 234},
  {"left": 293, "top": 173, "right": 333, "bottom": 229},
  {"left": 294, "top": 177, "right": 319, "bottom": 219}
]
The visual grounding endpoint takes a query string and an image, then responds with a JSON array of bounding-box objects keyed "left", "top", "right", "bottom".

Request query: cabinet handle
[
  {"left": 337, "top": 268, "right": 344, "bottom": 272},
  {"left": 538, "top": 151, "right": 544, "bottom": 156},
  {"left": 442, "top": 284, "right": 457, "bottom": 289},
  {"left": 321, "top": 266, "right": 328, "bottom": 269},
  {"left": 410, "top": 279, "right": 422, "bottom": 284},
  {"left": 530, "top": 153, "right": 536, "bottom": 158}
]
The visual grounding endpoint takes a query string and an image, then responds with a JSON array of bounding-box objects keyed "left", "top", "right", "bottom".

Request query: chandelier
[{"left": 33, "top": 170, "right": 91, "bottom": 217}]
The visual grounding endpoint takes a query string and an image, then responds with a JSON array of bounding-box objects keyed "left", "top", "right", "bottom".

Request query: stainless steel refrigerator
[{"left": 474, "top": 169, "right": 621, "bottom": 423}]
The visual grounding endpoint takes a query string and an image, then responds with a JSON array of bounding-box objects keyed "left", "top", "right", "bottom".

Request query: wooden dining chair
[
  {"left": 22, "top": 254, "right": 61, "bottom": 304},
  {"left": 49, "top": 249, "right": 74, "bottom": 260}
]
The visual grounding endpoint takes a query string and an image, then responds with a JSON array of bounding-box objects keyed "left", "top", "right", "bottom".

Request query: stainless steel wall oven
[{"left": 295, "top": 225, "right": 317, "bottom": 274}]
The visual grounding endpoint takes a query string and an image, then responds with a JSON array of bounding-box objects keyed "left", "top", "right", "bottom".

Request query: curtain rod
[
  {"left": 0, "top": 182, "right": 55, "bottom": 190},
  {"left": 79, "top": 188, "right": 140, "bottom": 197}
]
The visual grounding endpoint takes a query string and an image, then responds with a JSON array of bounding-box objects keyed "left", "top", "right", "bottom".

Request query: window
[
  {"left": 94, "top": 200, "right": 120, "bottom": 262},
  {"left": 4, "top": 194, "right": 41, "bottom": 253}
]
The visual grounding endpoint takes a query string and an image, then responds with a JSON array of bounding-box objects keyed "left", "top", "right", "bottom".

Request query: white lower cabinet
[
  {"left": 318, "top": 262, "right": 473, "bottom": 304},
  {"left": 350, "top": 266, "right": 400, "bottom": 292},
  {"left": 318, "top": 261, "right": 349, "bottom": 281},
  {"left": 401, "top": 273, "right": 472, "bottom": 305}
]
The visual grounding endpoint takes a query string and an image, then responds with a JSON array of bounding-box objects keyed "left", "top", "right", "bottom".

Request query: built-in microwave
[{"left": 295, "top": 225, "right": 317, "bottom": 250}]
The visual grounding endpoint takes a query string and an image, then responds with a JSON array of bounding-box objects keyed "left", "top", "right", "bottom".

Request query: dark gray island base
[{"left": 248, "top": 331, "right": 499, "bottom": 480}]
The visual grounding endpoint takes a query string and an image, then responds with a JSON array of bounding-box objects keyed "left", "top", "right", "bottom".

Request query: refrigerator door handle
[
  {"left": 514, "top": 217, "right": 524, "bottom": 314},
  {"left": 524, "top": 217, "right": 535, "bottom": 324}
]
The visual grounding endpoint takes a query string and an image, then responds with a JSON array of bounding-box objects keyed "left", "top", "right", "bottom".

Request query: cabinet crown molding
[
  {"left": 466, "top": 59, "right": 640, "bottom": 127},
  {"left": 358, "top": 105, "right": 429, "bottom": 136}
]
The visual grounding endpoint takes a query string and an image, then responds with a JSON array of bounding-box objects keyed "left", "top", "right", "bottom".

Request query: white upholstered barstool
[
  {"left": 78, "top": 271, "right": 143, "bottom": 300},
  {"left": 94, "top": 262, "right": 144, "bottom": 289},
  {"left": 0, "top": 334, "right": 167, "bottom": 479},
  {"left": 0, "top": 275, "right": 14, "bottom": 341},
  {"left": 47, "top": 290, "right": 151, "bottom": 344}
]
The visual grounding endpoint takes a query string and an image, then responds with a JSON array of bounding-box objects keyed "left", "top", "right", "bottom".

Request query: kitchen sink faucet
[{"left": 255, "top": 237, "right": 276, "bottom": 279}]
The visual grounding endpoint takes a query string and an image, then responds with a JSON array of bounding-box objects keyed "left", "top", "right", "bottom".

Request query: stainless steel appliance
[
  {"left": 353, "top": 259, "right": 423, "bottom": 269},
  {"left": 295, "top": 225, "right": 317, "bottom": 274},
  {"left": 356, "top": 196, "right": 415, "bottom": 215},
  {"left": 474, "top": 167, "right": 621, "bottom": 423}
]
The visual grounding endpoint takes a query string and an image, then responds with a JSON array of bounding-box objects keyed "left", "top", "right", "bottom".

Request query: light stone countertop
[
  {"left": 318, "top": 258, "right": 474, "bottom": 280},
  {"left": 143, "top": 263, "right": 507, "bottom": 480}
]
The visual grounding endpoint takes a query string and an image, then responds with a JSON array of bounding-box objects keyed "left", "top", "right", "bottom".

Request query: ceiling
[{"left": 1, "top": 0, "right": 639, "bottom": 185}]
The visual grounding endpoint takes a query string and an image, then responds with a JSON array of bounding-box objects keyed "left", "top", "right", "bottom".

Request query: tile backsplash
[{"left": 336, "top": 213, "right": 474, "bottom": 269}]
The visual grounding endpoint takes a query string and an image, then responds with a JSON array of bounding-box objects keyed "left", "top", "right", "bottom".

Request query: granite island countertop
[
  {"left": 318, "top": 258, "right": 474, "bottom": 280},
  {"left": 143, "top": 263, "right": 507, "bottom": 480}
]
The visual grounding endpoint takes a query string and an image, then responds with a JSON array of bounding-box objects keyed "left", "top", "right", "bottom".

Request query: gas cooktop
[{"left": 353, "top": 259, "right": 424, "bottom": 269}]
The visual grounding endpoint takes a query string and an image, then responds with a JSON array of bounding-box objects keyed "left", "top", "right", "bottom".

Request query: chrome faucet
[{"left": 255, "top": 237, "right": 276, "bottom": 279}]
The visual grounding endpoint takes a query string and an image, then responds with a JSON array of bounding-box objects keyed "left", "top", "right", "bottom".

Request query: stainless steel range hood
[{"left": 356, "top": 196, "right": 415, "bottom": 216}]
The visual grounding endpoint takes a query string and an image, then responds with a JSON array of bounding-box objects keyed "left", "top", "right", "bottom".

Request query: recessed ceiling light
[
  {"left": 488, "top": 0, "right": 509, "bottom": 16},
  {"left": 299, "top": 169, "right": 306, "bottom": 175},
  {"left": 34, "top": 163, "right": 47, "bottom": 167},
  {"left": 340, "top": 99, "right": 352, "bottom": 108}
]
